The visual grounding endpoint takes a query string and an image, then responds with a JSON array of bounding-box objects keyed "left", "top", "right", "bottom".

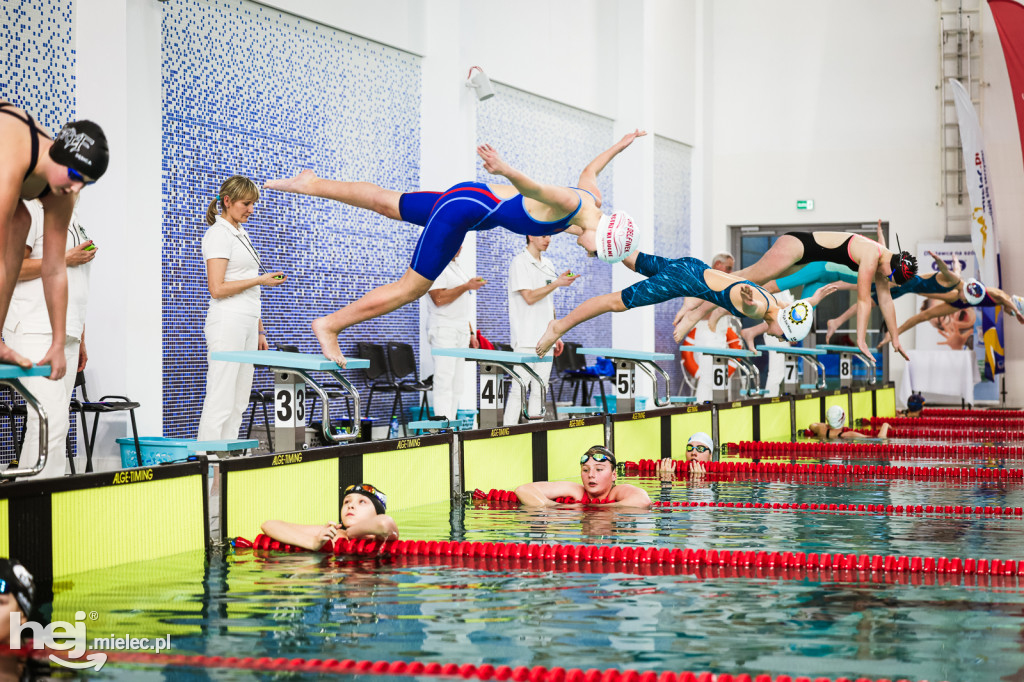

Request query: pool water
[{"left": 38, "top": 474, "right": 1024, "bottom": 681}]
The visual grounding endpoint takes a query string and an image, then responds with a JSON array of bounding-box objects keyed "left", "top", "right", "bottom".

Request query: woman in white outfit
[{"left": 196, "top": 176, "right": 286, "bottom": 441}]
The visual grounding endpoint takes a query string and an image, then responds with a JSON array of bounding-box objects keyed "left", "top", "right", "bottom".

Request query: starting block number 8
[
  {"left": 839, "top": 357, "right": 852, "bottom": 380},
  {"left": 275, "top": 377, "right": 306, "bottom": 428}
]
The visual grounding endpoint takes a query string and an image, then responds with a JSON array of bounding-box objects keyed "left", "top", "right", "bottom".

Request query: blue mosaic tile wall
[
  {"left": 653, "top": 135, "right": 693, "bottom": 394},
  {"left": 161, "top": 0, "right": 421, "bottom": 436},
  {"left": 0, "top": 0, "right": 77, "bottom": 465},
  {"left": 475, "top": 83, "right": 614, "bottom": 369}
]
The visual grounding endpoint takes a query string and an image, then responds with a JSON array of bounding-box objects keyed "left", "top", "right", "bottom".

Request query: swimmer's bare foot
[
  {"left": 264, "top": 169, "right": 320, "bottom": 195},
  {"left": 825, "top": 317, "right": 840, "bottom": 343},
  {"left": 536, "top": 319, "right": 563, "bottom": 358},
  {"left": 312, "top": 317, "right": 346, "bottom": 368},
  {"left": 740, "top": 327, "right": 759, "bottom": 351},
  {"left": 0, "top": 343, "right": 33, "bottom": 372}
]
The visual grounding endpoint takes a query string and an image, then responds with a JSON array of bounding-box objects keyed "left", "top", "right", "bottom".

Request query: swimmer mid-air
[
  {"left": 536, "top": 251, "right": 838, "bottom": 357},
  {"left": 264, "top": 131, "right": 647, "bottom": 366}
]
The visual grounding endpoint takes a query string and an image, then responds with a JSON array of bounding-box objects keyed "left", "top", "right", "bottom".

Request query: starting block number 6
[
  {"left": 712, "top": 363, "right": 729, "bottom": 389},
  {"left": 275, "top": 375, "right": 306, "bottom": 428}
]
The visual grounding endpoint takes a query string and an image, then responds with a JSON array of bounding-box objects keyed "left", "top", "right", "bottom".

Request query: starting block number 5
[
  {"left": 480, "top": 373, "right": 505, "bottom": 410},
  {"left": 615, "top": 367, "right": 635, "bottom": 398},
  {"left": 275, "top": 375, "right": 306, "bottom": 428}
]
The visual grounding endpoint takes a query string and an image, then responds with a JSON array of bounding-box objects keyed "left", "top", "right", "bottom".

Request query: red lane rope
[
  {"left": 866, "top": 416, "right": 1024, "bottom": 427},
  {"left": 466, "top": 488, "right": 1024, "bottom": 519},
  {"left": 629, "top": 459, "right": 1024, "bottom": 482},
  {"left": 719, "top": 441, "right": 1024, "bottom": 462},
  {"left": 920, "top": 408, "right": 1022, "bottom": 419},
  {"left": 240, "top": 535, "right": 1024, "bottom": 580},
  {"left": 14, "top": 646, "right": 949, "bottom": 682}
]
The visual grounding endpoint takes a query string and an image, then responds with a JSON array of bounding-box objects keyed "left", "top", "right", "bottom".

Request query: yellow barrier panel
[
  {"left": 758, "top": 400, "right": 791, "bottom": 442},
  {"left": 718, "top": 404, "right": 754, "bottom": 443},
  {"left": 52, "top": 474, "right": 205, "bottom": 578},
  {"left": 547, "top": 423, "right": 604, "bottom": 481},
  {"left": 794, "top": 395, "right": 820, "bottom": 433},
  {"left": 464, "top": 432, "right": 533, "bottom": 491},
  {"left": 669, "top": 410, "right": 713, "bottom": 459},
  {"left": 362, "top": 443, "right": 449, "bottom": 512},
  {"left": 0, "top": 499, "right": 8, "bottom": 558},
  {"left": 226, "top": 456, "right": 338, "bottom": 541},
  {"left": 876, "top": 386, "right": 896, "bottom": 417},
  {"left": 852, "top": 390, "right": 873, "bottom": 423},
  {"left": 611, "top": 414, "right": 659, "bottom": 463}
]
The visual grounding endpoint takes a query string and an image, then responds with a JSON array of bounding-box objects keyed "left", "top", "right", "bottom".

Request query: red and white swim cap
[{"left": 596, "top": 211, "right": 637, "bottom": 264}]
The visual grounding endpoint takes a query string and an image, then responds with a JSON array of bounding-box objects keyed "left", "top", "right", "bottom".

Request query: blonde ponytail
[
  {"left": 206, "top": 197, "right": 220, "bottom": 226},
  {"left": 206, "top": 175, "right": 260, "bottom": 226}
]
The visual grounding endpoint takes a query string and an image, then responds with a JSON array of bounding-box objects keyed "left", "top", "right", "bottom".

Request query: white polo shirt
[
  {"left": 507, "top": 248, "right": 557, "bottom": 348},
  {"left": 425, "top": 259, "right": 474, "bottom": 332},
  {"left": 201, "top": 216, "right": 261, "bottom": 317},
  {"left": 5, "top": 200, "right": 91, "bottom": 340}
]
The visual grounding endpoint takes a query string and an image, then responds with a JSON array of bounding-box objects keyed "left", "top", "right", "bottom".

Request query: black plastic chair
[
  {"left": 69, "top": 372, "right": 142, "bottom": 472},
  {"left": 357, "top": 342, "right": 399, "bottom": 425},
  {"left": 560, "top": 342, "right": 609, "bottom": 409},
  {"left": 244, "top": 388, "right": 275, "bottom": 452},
  {"left": 385, "top": 342, "right": 431, "bottom": 437}
]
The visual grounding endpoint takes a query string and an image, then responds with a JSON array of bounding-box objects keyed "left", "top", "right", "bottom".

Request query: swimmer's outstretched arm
[
  {"left": 477, "top": 144, "right": 580, "bottom": 213},
  {"left": 874, "top": 269, "right": 909, "bottom": 361},
  {"left": 983, "top": 286, "right": 1024, "bottom": 323},
  {"left": 707, "top": 305, "right": 735, "bottom": 330},
  {"left": 609, "top": 485, "right": 653, "bottom": 508},
  {"left": 927, "top": 251, "right": 958, "bottom": 287},
  {"left": 576, "top": 129, "right": 647, "bottom": 204},
  {"left": 260, "top": 520, "right": 341, "bottom": 551},
  {"left": 515, "top": 481, "right": 584, "bottom": 507},
  {"left": 875, "top": 219, "right": 886, "bottom": 249},
  {"left": 536, "top": 291, "right": 625, "bottom": 357},
  {"left": 672, "top": 299, "right": 716, "bottom": 343},
  {"left": 341, "top": 514, "right": 399, "bottom": 543},
  {"left": 826, "top": 301, "right": 859, "bottom": 342}
]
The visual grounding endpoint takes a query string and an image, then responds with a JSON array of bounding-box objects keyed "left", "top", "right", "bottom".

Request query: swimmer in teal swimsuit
[
  {"left": 264, "top": 130, "right": 646, "bottom": 366},
  {"left": 535, "top": 251, "right": 839, "bottom": 357}
]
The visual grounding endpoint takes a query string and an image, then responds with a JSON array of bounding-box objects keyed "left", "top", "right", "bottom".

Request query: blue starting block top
[
  {"left": 555, "top": 405, "right": 604, "bottom": 414},
  {"left": 576, "top": 348, "right": 674, "bottom": 362},
  {"left": 668, "top": 396, "right": 697, "bottom": 404},
  {"left": 0, "top": 365, "right": 51, "bottom": 379},
  {"left": 408, "top": 419, "right": 461, "bottom": 431},
  {"left": 189, "top": 439, "right": 259, "bottom": 452},
  {"left": 817, "top": 344, "right": 870, "bottom": 355},
  {"left": 755, "top": 345, "right": 826, "bottom": 356},
  {"left": 211, "top": 350, "right": 369, "bottom": 371},
  {"left": 681, "top": 345, "right": 760, "bottom": 358},
  {"left": 431, "top": 348, "right": 552, "bottom": 364}
]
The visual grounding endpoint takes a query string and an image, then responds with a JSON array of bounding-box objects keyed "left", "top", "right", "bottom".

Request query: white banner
[{"left": 949, "top": 78, "right": 999, "bottom": 285}]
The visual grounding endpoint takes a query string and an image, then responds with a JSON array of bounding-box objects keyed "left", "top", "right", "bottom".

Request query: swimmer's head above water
[
  {"left": 341, "top": 483, "right": 387, "bottom": 528},
  {"left": 686, "top": 432, "right": 714, "bottom": 463},
  {"left": 580, "top": 445, "right": 617, "bottom": 497}
]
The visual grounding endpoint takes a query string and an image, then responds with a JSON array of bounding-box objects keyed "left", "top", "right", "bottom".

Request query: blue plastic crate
[{"left": 116, "top": 437, "right": 193, "bottom": 468}]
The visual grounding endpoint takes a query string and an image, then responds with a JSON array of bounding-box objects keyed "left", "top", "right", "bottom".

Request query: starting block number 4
[
  {"left": 275, "top": 376, "right": 306, "bottom": 428},
  {"left": 615, "top": 367, "right": 635, "bottom": 398},
  {"left": 480, "top": 374, "right": 505, "bottom": 410}
]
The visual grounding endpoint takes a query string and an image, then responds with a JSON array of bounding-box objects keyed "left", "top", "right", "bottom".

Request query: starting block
[
  {"left": 817, "top": 344, "right": 877, "bottom": 387},
  {"left": 576, "top": 348, "right": 673, "bottom": 412},
  {"left": 0, "top": 364, "right": 53, "bottom": 479},
  {"left": 432, "top": 348, "right": 552, "bottom": 428},
  {"left": 755, "top": 345, "right": 827, "bottom": 393},
  {"left": 211, "top": 351, "right": 370, "bottom": 450},
  {"left": 681, "top": 346, "right": 762, "bottom": 403}
]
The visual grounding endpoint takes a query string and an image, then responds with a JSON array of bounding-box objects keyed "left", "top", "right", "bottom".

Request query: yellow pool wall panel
[
  {"left": 225, "top": 457, "right": 339, "bottom": 541},
  {"left": 612, "top": 415, "right": 660, "bottom": 463},
  {"left": 362, "top": 443, "right": 450, "bottom": 511},
  {"left": 876, "top": 386, "right": 896, "bottom": 417},
  {"left": 717, "top": 404, "right": 754, "bottom": 444},
  {"left": 547, "top": 423, "right": 604, "bottom": 481},
  {"left": 758, "top": 400, "right": 791, "bottom": 442},
  {"left": 852, "top": 390, "right": 873, "bottom": 423},
  {"left": 51, "top": 474, "right": 205, "bottom": 578},
  {"left": 463, "top": 433, "right": 533, "bottom": 491},
  {"left": 794, "top": 396, "right": 820, "bottom": 433},
  {"left": 669, "top": 411, "right": 713, "bottom": 459}
]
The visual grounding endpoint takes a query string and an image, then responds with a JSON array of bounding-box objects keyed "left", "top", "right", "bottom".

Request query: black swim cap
[
  {"left": 581, "top": 445, "right": 616, "bottom": 467},
  {"left": 343, "top": 483, "right": 387, "bottom": 515},
  {"left": 0, "top": 558, "right": 35, "bottom": 617},
  {"left": 49, "top": 120, "right": 109, "bottom": 181},
  {"left": 889, "top": 251, "right": 917, "bottom": 285},
  {"left": 907, "top": 393, "right": 925, "bottom": 412}
]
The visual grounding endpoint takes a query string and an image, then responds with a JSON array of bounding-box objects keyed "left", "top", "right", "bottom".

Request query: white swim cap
[
  {"left": 963, "top": 278, "right": 986, "bottom": 306},
  {"left": 777, "top": 299, "right": 814, "bottom": 343},
  {"left": 688, "top": 431, "right": 714, "bottom": 451},
  {"left": 596, "top": 211, "right": 637, "bottom": 264},
  {"left": 826, "top": 405, "right": 846, "bottom": 429}
]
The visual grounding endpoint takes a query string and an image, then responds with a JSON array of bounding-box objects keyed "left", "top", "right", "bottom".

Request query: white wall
[{"left": 704, "top": 0, "right": 945, "bottom": 388}]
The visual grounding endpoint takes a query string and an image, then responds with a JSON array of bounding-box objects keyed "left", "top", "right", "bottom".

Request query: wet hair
[
  {"left": 206, "top": 175, "right": 259, "bottom": 226},
  {"left": 889, "top": 251, "right": 918, "bottom": 285}
]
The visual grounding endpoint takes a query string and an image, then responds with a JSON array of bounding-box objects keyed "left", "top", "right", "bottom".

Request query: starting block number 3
[{"left": 275, "top": 376, "right": 306, "bottom": 428}]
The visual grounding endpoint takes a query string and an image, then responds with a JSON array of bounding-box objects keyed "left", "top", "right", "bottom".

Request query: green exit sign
[{"left": 796, "top": 199, "right": 814, "bottom": 210}]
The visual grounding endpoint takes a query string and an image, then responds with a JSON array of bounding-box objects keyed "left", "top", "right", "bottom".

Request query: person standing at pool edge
[{"left": 197, "top": 176, "right": 287, "bottom": 442}]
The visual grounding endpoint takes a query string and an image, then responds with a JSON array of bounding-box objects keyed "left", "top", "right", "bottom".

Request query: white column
[
  {"left": 74, "top": 0, "right": 163, "bottom": 466},
  {"left": 417, "top": 0, "right": 480, "bottom": 413},
  {"left": 610, "top": 0, "right": 657, "bottom": 399}
]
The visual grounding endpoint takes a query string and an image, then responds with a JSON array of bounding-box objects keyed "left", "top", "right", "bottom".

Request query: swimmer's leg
[
  {"left": 264, "top": 170, "right": 402, "bottom": 220},
  {"left": 731, "top": 234, "right": 804, "bottom": 284},
  {"left": 313, "top": 268, "right": 432, "bottom": 367},
  {"left": 0, "top": 203, "right": 36, "bottom": 369},
  {"left": 826, "top": 303, "right": 857, "bottom": 342}
]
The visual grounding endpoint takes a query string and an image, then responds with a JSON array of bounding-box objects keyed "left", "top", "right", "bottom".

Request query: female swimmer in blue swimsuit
[{"left": 264, "top": 130, "right": 646, "bottom": 366}]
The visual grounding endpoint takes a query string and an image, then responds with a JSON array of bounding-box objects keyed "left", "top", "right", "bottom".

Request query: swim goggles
[
  {"left": 67, "top": 167, "right": 95, "bottom": 185},
  {"left": 343, "top": 483, "right": 387, "bottom": 513},
  {"left": 686, "top": 444, "right": 710, "bottom": 453},
  {"left": 580, "top": 446, "right": 616, "bottom": 466}
]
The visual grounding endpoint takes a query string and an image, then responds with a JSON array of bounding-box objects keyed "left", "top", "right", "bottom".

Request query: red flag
[{"left": 989, "top": 0, "right": 1024, "bottom": 172}]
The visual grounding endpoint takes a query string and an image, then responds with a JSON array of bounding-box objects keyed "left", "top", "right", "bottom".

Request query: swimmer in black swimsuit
[
  {"left": 674, "top": 221, "right": 918, "bottom": 362},
  {"left": 264, "top": 130, "right": 646, "bottom": 367},
  {"left": 0, "top": 103, "right": 108, "bottom": 379}
]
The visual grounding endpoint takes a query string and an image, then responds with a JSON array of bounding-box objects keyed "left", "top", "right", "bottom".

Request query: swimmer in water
[
  {"left": 260, "top": 483, "right": 398, "bottom": 551},
  {"left": 804, "top": 405, "right": 891, "bottom": 440},
  {"left": 659, "top": 431, "right": 715, "bottom": 475},
  {"left": 514, "top": 445, "right": 651, "bottom": 507}
]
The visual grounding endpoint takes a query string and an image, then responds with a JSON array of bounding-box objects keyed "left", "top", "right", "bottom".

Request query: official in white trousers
[
  {"left": 196, "top": 176, "right": 286, "bottom": 442},
  {"left": 4, "top": 199, "right": 94, "bottom": 478}
]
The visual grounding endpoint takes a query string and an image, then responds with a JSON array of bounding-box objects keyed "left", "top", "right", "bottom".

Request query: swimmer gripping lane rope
[
  {"left": 0, "top": 364, "right": 53, "bottom": 479},
  {"left": 211, "top": 351, "right": 369, "bottom": 444}
]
